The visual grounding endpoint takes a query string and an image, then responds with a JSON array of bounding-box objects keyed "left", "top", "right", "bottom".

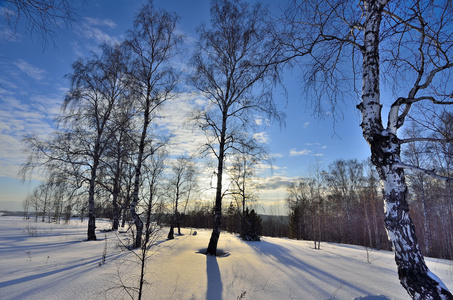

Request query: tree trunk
[
  {"left": 206, "top": 116, "right": 226, "bottom": 256},
  {"left": 111, "top": 168, "right": 120, "bottom": 231},
  {"left": 87, "top": 162, "right": 98, "bottom": 241},
  {"left": 207, "top": 209, "right": 221, "bottom": 255},
  {"left": 112, "top": 193, "right": 119, "bottom": 231},
  {"left": 111, "top": 146, "right": 123, "bottom": 231},
  {"left": 130, "top": 95, "right": 151, "bottom": 249},
  {"left": 371, "top": 188, "right": 381, "bottom": 250},
  {"left": 131, "top": 159, "right": 144, "bottom": 248},
  {"left": 373, "top": 139, "right": 451, "bottom": 299},
  {"left": 419, "top": 180, "right": 431, "bottom": 255},
  {"left": 359, "top": 1, "right": 452, "bottom": 297},
  {"left": 167, "top": 225, "right": 174, "bottom": 240}
]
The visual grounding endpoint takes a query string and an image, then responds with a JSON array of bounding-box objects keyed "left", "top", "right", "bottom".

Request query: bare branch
[
  {"left": 394, "top": 162, "right": 452, "bottom": 182},
  {"left": 400, "top": 137, "right": 453, "bottom": 144}
]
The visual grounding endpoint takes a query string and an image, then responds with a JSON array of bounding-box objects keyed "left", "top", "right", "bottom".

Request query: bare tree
[
  {"left": 363, "top": 159, "right": 383, "bottom": 250},
  {"left": 21, "top": 42, "right": 130, "bottom": 241},
  {"left": 324, "top": 159, "right": 364, "bottom": 245},
  {"left": 1, "top": 0, "right": 79, "bottom": 46},
  {"left": 228, "top": 139, "right": 266, "bottom": 239},
  {"left": 403, "top": 122, "right": 434, "bottom": 255},
  {"left": 109, "top": 149, "right": 164, "bottom": 300},
  {"left": 137, "top": 150, "right": 166, "bottom": 300},
  {"left": 287, "top": 165, "right": 324, "bottom": 249},
  {"left": 166, "top": 156, "right": 197, "bottom": 239},
  {"left": 282, "top": 0, "right": 453, "bottom": 297},
  {"left": 100, "top": 101, "right": 136, "bottom": 231},
  {"left": 124, "top": 0, "right": 181, "bottom": 249},
  {"left": 229, "top": 142, "right": 263, "bottom": 214},
  {"left": 189, "top": 0, "right": 284, "bottom": 256}
]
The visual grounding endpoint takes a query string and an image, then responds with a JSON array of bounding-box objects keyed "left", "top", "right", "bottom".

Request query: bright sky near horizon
[{"left": 0, "top": 0, "right": 371, "bottom": 213}]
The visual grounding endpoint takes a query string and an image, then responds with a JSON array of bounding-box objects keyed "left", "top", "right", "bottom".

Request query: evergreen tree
[{"left": 240, "top": 208, "right": 262, "bottom": 241}]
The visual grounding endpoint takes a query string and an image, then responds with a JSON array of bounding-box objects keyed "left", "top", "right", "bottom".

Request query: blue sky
[{"left": 0, "top": 0, "right": 371, "bottom": 213}]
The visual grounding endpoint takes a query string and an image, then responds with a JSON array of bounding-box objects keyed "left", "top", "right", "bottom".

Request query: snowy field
[{"left": 0, "top": 216, "right": 452, "bottom": 300}]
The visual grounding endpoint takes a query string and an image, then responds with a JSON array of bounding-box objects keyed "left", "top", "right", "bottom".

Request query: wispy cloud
[
  {"left": 253, "top": 132, "right": 269, "bottom": 144},
  {"left": 0, "top": 91, "right": 59, "bottom": 180},
  {"left": 75, "top": 17, "right": 120, "bottom": 45},
  {"left": 0, "top": 25, "right": 18, "bottom": 42},
  {"left": 258, "top": 175, "right": 293, "bottom": 191},
  {"left": 0, "top": 77, "right": 18, "bottom": 90},
  {"left": 255, "top": 117, "right": 263, "bottom": 126},
  {"left": 290, "top": 149, "right": 312, "bottom": 156},
  {"left": 303, "top": 121, "right": 310, "bottom": 128},
  {"left": 84, "top": 17, "right": 117, "bottom": 29},
  {"left": 158, "top": 92, "right": 207, "bottom": 157},
  {"left": 70, "top": 41, "right": 84, "bottom": 58},
  {"left": 13, "top": 59, "right": 46, "bottom": 81},
  {"left": 30, "top": 95, "right": 63, "bottom": 119}
]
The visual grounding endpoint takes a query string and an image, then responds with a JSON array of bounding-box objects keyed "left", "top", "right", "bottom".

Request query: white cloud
[
  {"left": 258, "top": 175, "right": 294, "bottom": 191},
  {"left": 0, "top": 25, "right": 18, "bottom": 42},
  {"left": 75, "top": 17, "right": 120, "bottom": 45},
  {"left": 0, "top": 133, "right": 26, "bottom": 178},
  {"left": 84, "top": 17, "right": 117, "bottom": 29},
  {"left": 289, "top": 149, "right": 312, "bottom": 156},
  {"left": 70, "top": 41, "right": 84, "bottom": 57},
  {"left": 194, "top": 97, "right": 208, "bottom": 108},
  {"left": 0, "top": 90, "right": 59, "bottom": 180},
  {"left": 158, "top": 92, "right": 208, "bottom": 157},
  {"left": 255, "top": 117, "right": 263, "bottom": 126},
  {"left": 303, "top": 121, "right": 310, "bottom": 128},
  {"left": 253, "top": 132, "right": 269, "bottom": 144},
  {"left": 30, "top": 95, "right": 63, "bottom": 118},
  {"left": 13, "top": 59, "right": 46, "bottom": 81}
]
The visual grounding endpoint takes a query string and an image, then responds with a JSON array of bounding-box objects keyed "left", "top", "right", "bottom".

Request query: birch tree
[
  {"left": 166, "top": 156, "right": 197, "bottom": 239},
  {"left": 1, "top": 0, "right": 77, "bottom": 46},
  {"left": 189, "top": 0, "right": 283, "bottom": 256},
  {"left": 282, "top": 0, "right": 453, "bottom": 298},
  {"left": 22, "top": 43, "right": 130, "bottom": 241},
  {"left": 125, "top": 0, "right": 181, "bottom": 248}
]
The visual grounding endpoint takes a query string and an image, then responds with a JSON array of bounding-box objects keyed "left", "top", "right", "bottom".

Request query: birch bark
[{"left": 358, "top": 1, "right": 452, "bottom": 298}]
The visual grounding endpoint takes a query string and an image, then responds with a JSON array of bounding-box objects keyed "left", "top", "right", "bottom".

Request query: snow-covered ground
[{"left": 0, "top": 216, "right": 452, "bottom": 300}]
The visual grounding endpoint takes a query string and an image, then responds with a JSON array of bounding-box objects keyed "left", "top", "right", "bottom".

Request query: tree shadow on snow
[
  {"left": 196, "top": 248, "right": 230, "bottom": 257},
  {"left": 206, "top": 255, "right": 223, "bottom": 300},
  {"left": 247, "top": 240, "right": 372, "bottom": 296}
]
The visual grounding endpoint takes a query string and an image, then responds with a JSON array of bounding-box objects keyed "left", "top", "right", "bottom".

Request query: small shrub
[
  {"left": 25, "top": 224, "right": 38, "bottom": 237},
  {"left": 100, "top": 232, "right": 107, "bottom": 266}
]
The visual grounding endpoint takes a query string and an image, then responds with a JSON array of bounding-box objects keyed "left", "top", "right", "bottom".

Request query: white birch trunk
[{"left": 358, "top": 1, "right": 452, "bottom": 298}]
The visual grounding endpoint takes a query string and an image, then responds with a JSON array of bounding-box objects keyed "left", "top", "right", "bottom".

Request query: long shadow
[
  {"left": 0, "top": 249, "right": 127, "bottom": 290},
  {"left": 247, "top": 240, "right": 372, "bottom": 296},
  {"left": 206, "top": 255, "right": 223, "bottom": 300},
  {"left": 0, "top": 240, "right": 82, "bottom": 254},
  {"left": 0, "top": 256, "right": 100, "bottom": 289}
]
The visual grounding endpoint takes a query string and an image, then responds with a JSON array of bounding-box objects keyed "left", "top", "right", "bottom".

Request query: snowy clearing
[{"left": 0, "top": 216, "right": 452, "bottom": 300}]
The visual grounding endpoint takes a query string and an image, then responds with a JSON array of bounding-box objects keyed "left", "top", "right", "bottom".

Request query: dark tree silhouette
[
  {"left": 124, "top": 0, "right": 181, "bottom": 248},
  {"left": 189, "top": 0, "right": 283, "bottom": 256}
]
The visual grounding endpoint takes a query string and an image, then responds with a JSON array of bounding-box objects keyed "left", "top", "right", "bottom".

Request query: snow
[{"left": 1, "top": 216, "right": 452, "bottom": 300}]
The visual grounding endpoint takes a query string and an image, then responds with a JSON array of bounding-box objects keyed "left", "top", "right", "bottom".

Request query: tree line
[{"left": 286, "top": 154, "right": 453, "bottom": 261}]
